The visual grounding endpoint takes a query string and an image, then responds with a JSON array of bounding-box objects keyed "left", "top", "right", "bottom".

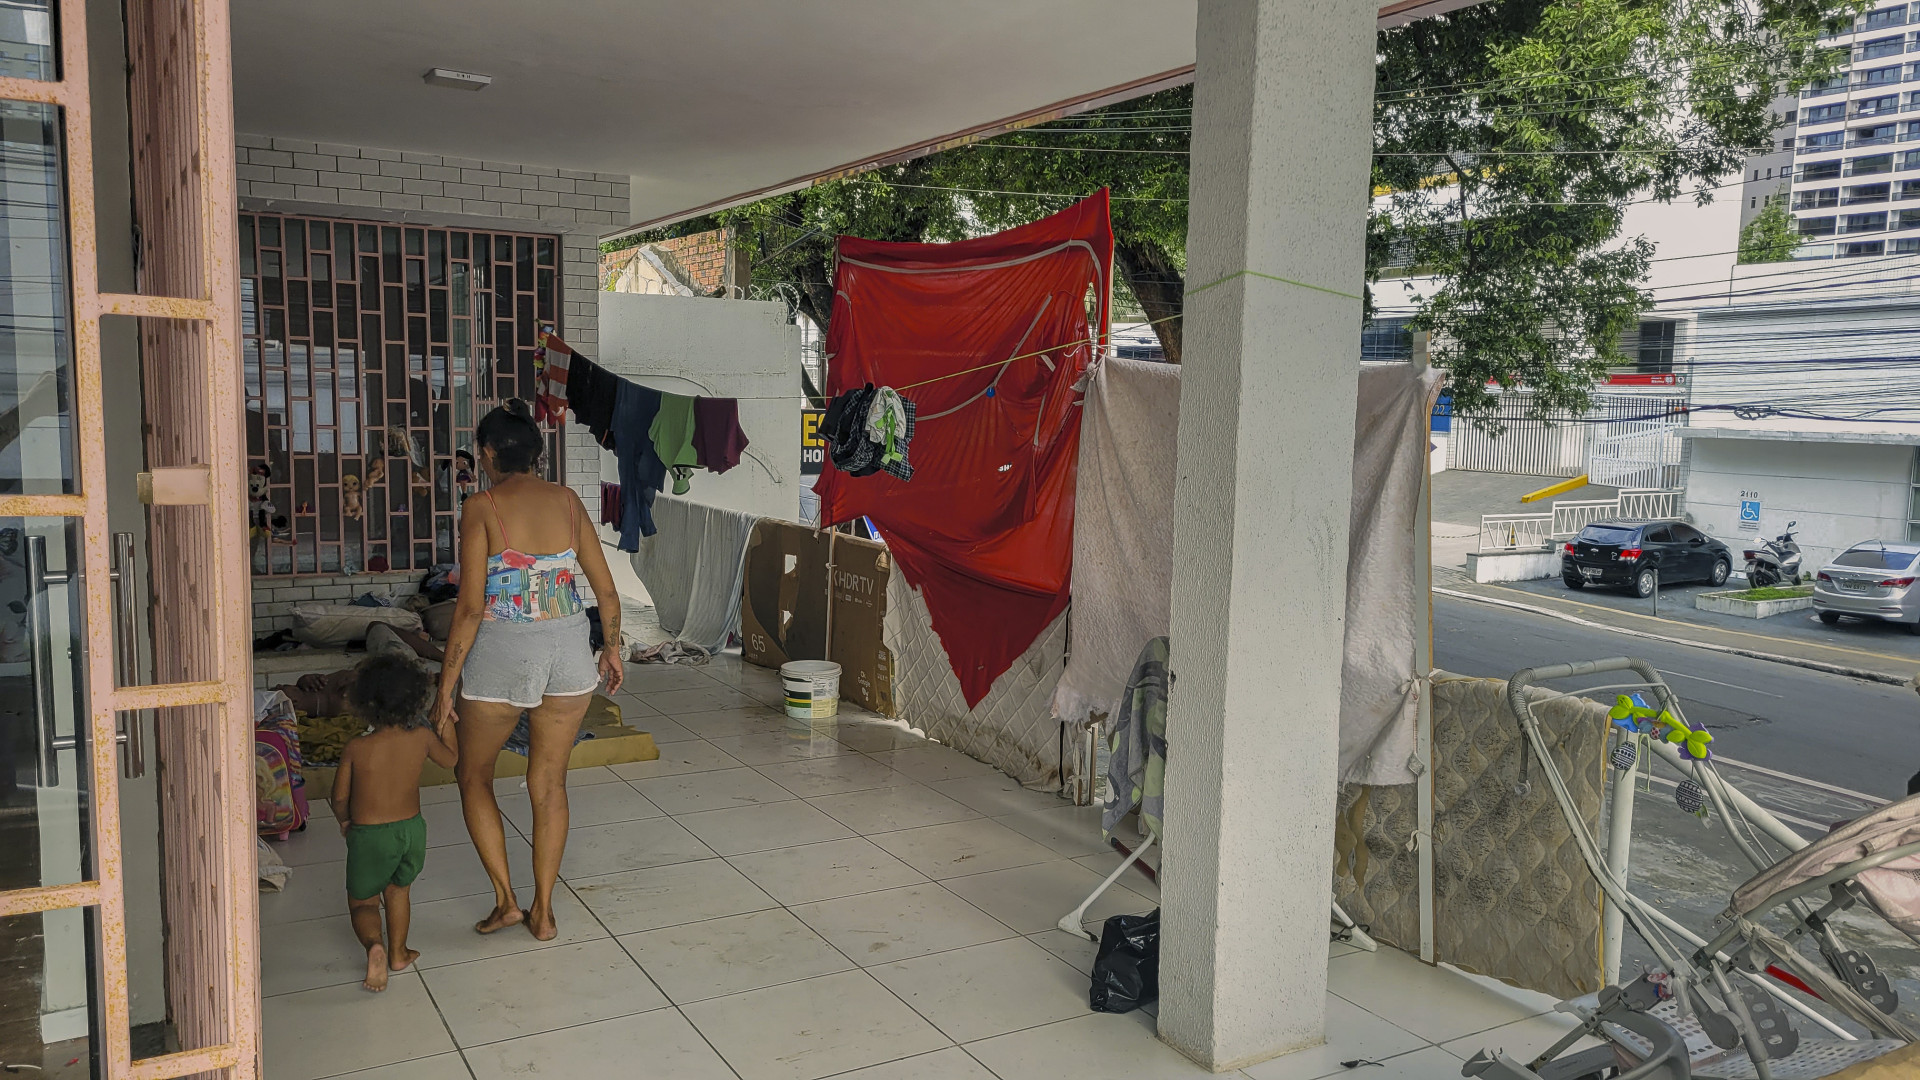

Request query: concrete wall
[
  {"left": 1684, "top": 436, "right": 1914, "bottom": 567},
  {"left": 593, "top": 293, "right": 804, "bottom": 525},
  {"left": 251, "top": 570, "right": 425, "bottom": 634}
]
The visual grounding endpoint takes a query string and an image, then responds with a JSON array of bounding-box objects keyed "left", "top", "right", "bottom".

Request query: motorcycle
[{"left": 1743, "top": 522, "right": 1802, "bottom": 588}]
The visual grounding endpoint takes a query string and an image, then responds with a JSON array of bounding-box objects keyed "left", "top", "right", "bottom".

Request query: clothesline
[
  {"left": 892, "top": 309, "right": 1185, "bottom": 392},
  {"left": 893, "top": 262, "right": 1366, "bottom": 393}
]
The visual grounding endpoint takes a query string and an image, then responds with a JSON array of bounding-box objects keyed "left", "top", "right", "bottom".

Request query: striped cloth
[
  {"left": 533, "top": 328, "right": 573, "bottom": 424},
  {"left": 1103, "top": 636, "right": 1168, "bottom": 841}
]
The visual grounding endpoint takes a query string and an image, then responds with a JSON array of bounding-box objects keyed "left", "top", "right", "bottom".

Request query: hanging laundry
[
  {"left": 567, "top": 356, "right": 622, "bottom": 451},
  {"left": 599, "top": 482, "right": 623, "bottom": 531},
  {"left": 650, "top": 393, "right": 700, "bottom": 496},
  {"left": 612, "top": 380, "right": 668, "bottom": 549},
  {"left": 692, "top": 396, "right": 749, "bottom": 474},
  {"left": 821, "top": 384, "right": 884, "bottom": 477},
  {"left": 532, "top": 328, "right": 572, "bottom": 424},
  {"left": 864, "top": 386, "right": 915, "bottom": 481}
]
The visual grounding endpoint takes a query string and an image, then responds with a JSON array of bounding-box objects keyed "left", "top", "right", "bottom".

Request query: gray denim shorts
[{"left": 459, "top": 613, "right": 598, "bottom": 709}]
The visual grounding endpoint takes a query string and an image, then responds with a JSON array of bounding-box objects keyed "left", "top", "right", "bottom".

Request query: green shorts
[{"left": 344, "top": 814, "right": 426, "bottom": 901}]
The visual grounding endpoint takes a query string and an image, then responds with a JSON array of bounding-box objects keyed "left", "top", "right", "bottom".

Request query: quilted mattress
[
  {"left": 883, "top": 569, "right": 1072, "bottom": 791},
  {"left": 1334, "top": 672, "right": 1608, "bottom": 1001}
]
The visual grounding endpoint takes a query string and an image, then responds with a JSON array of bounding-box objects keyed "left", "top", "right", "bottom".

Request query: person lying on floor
[{"left": 271, "top": 623, "right": 445, "bottom": 716}]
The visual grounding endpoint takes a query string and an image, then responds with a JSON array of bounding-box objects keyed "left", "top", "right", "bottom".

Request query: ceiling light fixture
[{"left": 423, "top": 68, "right": 491, "bottom": 92}]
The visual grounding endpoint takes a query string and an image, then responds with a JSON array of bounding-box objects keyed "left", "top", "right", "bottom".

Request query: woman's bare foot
[
  {"left": 388, "top": 947, "right": 421, "bottom": 973},
  {"left": 474, "top": 904, "right": 524, "bottom": 934},
  {"left": 524, "top": 905, "right": 557, "bottom": 942},
  {"left": 362, "top": 944, "right": 389, "bottom": 992}
]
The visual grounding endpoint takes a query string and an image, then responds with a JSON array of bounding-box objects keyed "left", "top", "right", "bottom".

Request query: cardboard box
[{"left": 740, "top": 519, "right": 897, "bottom": 716}]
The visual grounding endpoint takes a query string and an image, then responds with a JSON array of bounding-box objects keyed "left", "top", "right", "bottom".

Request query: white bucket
[{"left": 781, "top": 660, "right": 842, "bottom": 720}]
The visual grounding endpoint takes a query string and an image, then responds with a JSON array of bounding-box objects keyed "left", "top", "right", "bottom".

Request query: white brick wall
[
  {"left": 234, "top": 135, "right": 629, "bottom": 515},
  {"left": 251, "top": 570, "right": 428, "bottom": 634}
]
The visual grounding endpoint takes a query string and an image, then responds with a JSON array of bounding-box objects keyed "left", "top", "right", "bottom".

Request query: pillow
[
  {"left": 288, "top": 601, "right": 423, "bottom": 648},
  {"left": 420, "top": 600, "right": 457, "bottom": 640}
]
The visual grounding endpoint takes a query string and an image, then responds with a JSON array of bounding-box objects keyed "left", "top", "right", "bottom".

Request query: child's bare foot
[
  {"left": 363, "top": 944, "right": 389, "bottom": 992},
  {"left": 474, "top": 904, "right": 524, "bottom": 934},
  {"left": 525, "top": 905, "right": 557, "bottom": 942},
  {"left": 388, "top": 947, "right": 420, "bottom": 973}
]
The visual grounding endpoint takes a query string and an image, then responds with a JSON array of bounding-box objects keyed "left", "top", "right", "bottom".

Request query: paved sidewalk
[{"left": 1435, "top": 565, "right": 1920, "bottom": 683}]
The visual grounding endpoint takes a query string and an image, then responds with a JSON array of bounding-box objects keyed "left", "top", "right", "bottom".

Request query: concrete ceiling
[{"left": 232, "top": 1, "right": 1199, "bottom": 231}]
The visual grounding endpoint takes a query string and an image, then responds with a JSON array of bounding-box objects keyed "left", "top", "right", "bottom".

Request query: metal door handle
[
  {"left": 26, "top": 535, "right": 71, "bottom": 787},
  {"left": 112, "top": 532, "right": 143, "bottom": 779},
  {"left": 27, "top": 532, "right": 144, "bottom": 786}
]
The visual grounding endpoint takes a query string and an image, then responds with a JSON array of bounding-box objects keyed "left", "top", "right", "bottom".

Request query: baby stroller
[{"left": 1462, "top": 657, "right": 1919, "bottom": 1080}]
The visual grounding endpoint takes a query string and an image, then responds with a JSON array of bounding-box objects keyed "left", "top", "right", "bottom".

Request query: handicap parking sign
[{"left": 1739, "top": 498, "right": 1761, "bottom": 528}]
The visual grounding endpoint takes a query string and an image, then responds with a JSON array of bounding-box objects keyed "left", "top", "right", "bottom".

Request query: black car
[{"left": 1561, "top": 518, "right": 1733, "bottom": 597}]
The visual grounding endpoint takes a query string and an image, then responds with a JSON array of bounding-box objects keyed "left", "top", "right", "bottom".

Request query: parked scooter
[{"left": 1743, "top": 521, "right": 1802, "bottom": 587}]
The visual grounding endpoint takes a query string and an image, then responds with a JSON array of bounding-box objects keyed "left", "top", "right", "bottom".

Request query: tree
[
  {"left": 933, "top": 87, "right": 1194, "bottom": 362},
  {"left": 1372, "top": 0, "right": 1851, "bottom": 422},
  {"left": 1738, "top": 198, "right": 1799, "bottom": 263},
  {"left": 611, "top": 158, "right": 968, "bottom": 401}
]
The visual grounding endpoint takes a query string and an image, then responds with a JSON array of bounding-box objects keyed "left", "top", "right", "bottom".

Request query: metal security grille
[{"left": 240, "top": 214, "right": 563, "bottom": 575}]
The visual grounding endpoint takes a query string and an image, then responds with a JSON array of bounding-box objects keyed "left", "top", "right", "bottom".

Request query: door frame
[{"left": 0, "top": 1, "right": 258, "bottom": 1077}]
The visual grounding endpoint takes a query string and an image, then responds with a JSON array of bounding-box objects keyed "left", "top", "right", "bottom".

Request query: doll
[
  {"left": 247, "top": 463, "right": 272, "bottom": 539},
  {"left": 454, "top": 449, "right": 477, "bottom": 498},
  {"left": 342, "top": 473, "right": 363, "bottom": 520}
]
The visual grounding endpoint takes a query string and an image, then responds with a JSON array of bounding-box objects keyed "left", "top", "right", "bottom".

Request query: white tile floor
[{"left": 260, "top": 655, "right": 1578, "bottom": 1080}]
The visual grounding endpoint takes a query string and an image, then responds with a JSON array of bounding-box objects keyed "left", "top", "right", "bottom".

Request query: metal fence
[
  {"left": 1587, "top": 418, "right": 1683, "bottom": 490},
  {"left": 1479, "top": 487, "right": 1684, "bottom": 552},
  {"left": 1551, "top": 500, "right": 1621, "bottom": 540},
  {"left": 1479, "top": 513, "right": 1556, "bottom": 552},
  {"left": 1617, "top": 488, "right": 1681, "bottom": 520},
  {"left": 1448, "top": 390, "right": 1685, "bottom": 481}
]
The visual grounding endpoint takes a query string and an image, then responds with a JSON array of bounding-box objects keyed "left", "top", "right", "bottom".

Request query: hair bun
[{"left": 504, "top": 397, "right": 532, "bottom": 418}]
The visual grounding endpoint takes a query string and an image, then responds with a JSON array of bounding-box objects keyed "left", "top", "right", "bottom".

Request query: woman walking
[{"left": 435, "top": 400, "right": 624, "bottom": 940}]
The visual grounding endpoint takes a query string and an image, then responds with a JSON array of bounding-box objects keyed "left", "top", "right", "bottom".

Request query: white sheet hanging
[
  {"left": 1050, "top": 358, "right": 1181, "bottom": 734},
  {"left": 1338, "top": 364, "right": 1444, "bottom": 785},
  {"left": 630, "top": 494, "right": 759, "bottom": 654},
  {"left": 1051, "top": 360, "right": 1441, "bottom": 787}
]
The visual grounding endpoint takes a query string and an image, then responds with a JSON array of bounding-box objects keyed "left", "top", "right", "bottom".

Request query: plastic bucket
[{"left": 781, "top": 660, "right": 842, "bottom": 720}]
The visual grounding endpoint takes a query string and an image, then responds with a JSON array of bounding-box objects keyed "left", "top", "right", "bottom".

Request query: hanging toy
[
  {"left": 1610, "top": 739, "right": 1638, "bottom": 771},
  {"left": 1656, "top": 714, "right": 1714, "bottom": 762},
  {"left": 1675, "top": 778, "right": 1707, "bottom": 816}
]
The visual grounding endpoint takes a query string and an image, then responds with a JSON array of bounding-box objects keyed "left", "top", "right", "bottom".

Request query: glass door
[{"left": 0, "top": 1, "right": 255, "bottom": 1078}]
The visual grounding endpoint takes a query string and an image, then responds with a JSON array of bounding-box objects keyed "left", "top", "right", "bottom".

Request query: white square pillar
[{"left": 1158, "top": 0, "right": 1382, "bottom": 1070}]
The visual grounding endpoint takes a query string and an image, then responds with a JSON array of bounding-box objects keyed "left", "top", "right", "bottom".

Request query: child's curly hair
[{"left": 348, "top": 653, "right": 435, "bottom": 730}]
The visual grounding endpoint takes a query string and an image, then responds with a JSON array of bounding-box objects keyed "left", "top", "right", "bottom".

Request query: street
[
  {"left": 1437, "top": 595, "right": 1920, "bottom": 800},
  {"left": 1436, "top": 593, "right": 1920, "bottom": 1019}
]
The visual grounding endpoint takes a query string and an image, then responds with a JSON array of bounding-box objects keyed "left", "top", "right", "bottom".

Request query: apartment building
[
  {"left": 1740, "top": 92, "right": 1798, "bottom": 234},
  {"left": 1791, "top": 1, "right": 1920, "bottom": 257}
]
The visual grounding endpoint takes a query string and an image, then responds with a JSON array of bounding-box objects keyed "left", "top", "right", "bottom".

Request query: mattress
[
  {"left": 884, "top": 569, "right": 1072, "bottom": 791},
  {"left": 1334, "top": 672, "right": 1607, "bottom": 1001}
]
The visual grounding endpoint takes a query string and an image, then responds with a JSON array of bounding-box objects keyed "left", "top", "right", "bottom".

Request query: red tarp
[{"left": 814, "top": 192, "right": 1113, "bottom": 707}]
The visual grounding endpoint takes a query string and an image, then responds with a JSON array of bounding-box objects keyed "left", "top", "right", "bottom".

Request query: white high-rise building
[{"left": 1790, "top": 2, "right": 1920, "bottom": 258}]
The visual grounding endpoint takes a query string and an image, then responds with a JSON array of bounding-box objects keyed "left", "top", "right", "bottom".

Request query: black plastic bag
[{"left": 1089, "top": 909, "right": 1160, "bottom": 1013}]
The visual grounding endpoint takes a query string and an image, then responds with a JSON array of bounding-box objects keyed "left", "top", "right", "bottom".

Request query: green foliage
[
  {"left": 1737, "top": 198, "right": 1799, "bottom": 263},
  {"left": 1723, "top": 584, "right": 1813, "bottom": 600},
  {"left": 1374, "top": 0, "right": 1855, "bottom": 425}
]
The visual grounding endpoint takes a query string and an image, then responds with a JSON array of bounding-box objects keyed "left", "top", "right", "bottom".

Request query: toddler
[{"left": 331, "top": 653, "right": 458, "bottom": 991}]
